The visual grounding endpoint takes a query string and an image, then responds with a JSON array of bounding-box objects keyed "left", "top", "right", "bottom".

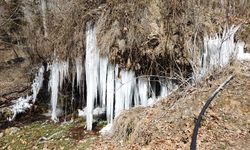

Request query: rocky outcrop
[{"left": 0, "top": 43, "right": 32, "bottom": 117}]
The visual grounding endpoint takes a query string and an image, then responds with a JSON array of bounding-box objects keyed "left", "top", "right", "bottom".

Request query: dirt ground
[{"left": 89, "top": 61, "right": 250, "bottom": 150}]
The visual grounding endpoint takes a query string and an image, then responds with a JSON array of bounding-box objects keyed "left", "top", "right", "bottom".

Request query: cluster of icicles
[
  {"left": 199, "top": 25, "right": 249, "bottom": 76},
  {"left": 9, "top": 24, "right": 250, "bottom": 132},
  {"left": 47, "top": 24, "right": 176, "bottom": 131}
]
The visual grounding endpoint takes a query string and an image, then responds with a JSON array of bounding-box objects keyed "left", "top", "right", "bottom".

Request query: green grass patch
[{"left": 0, "top": 118, "right": 100, "bottom": 150}]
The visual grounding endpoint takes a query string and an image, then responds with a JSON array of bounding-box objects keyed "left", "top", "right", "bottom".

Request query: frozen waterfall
[
  {"left": 7, "top": 23, "right": 249, "bottom": 133},
  {"left": 83, "top": 24, "right": 173, "bottom": 130},
  {"left": 8, "top": 66, "right": 45, "bottom": 121},
  {"left": 45, "top": 24, "right": 250, "bottom": 131}
]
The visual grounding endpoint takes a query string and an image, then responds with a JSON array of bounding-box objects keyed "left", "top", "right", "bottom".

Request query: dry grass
[
  {"left": 90, "top": 62, "right": 250, "bottom": 150},
  {"left": 1, "top": 0, "right": 249, "bottom": 76}
]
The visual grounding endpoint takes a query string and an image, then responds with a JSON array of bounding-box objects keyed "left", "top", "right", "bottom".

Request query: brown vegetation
[
  {"left": 91, "top": 62, "right": 250, "bottom": 150},
  {"left": 1, "top": 1, "right": 249, "bottom": 77}
]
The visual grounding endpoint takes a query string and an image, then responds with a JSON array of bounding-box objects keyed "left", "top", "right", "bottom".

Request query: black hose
[{"left": 190, "top": 75, "right": 234, "bottom": 150}]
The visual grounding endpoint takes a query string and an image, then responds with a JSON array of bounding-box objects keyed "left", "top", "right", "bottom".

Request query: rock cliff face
[
  {"left": 0, "top": 44, "right": 31, "bottom": 106},
  {"left": 0, "top": 0, "right": 250, "bottom": 119}
]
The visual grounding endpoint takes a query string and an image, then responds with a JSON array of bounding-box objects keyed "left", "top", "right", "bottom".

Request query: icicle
[
  {"left": 150, "top": 82, "right": 157, "bottom": 99},
  {"left": 160, "top": 85, "right": 168, "bottom": 98},
  {"left": 159, "top": 79, "right": 173, "bottom": 98},
  {"left": 71, "top": 71, "right": 75, "bottom": 121},
  {"left": 99, "top": 58, "right": 108, "bottom": 108},
  {"left": 122, "top": 70, "right": 135, "bottom": 110},
  {"left": 32, "top": 66, "right": 45, "bottom": 103},
  {"left": 115, "top": 65, "right": 123, "bottom": 117},
  {"left": 133, "top": 83, "right": 140, "bottom": 106},
  {"left": 48, "top": 61, "right": 59, "bottom": 122},
  {"left": 59, "top": 61, "right": 69, "bottom": 90},
  {"left": 147, "top": 82, "right": 157, "bottom": 106},
  {"left": 75, "top": 57, "right": 83, "bottom": 89},
  {"left": 138, "top": 79, "right": 148, "bottom": 106},
  {"left": 85, "top": 24, "right": 99, "bottom": 130},
  {"left": 82, "top": 23, "right": 181, "bottom": 130},
  {"left": 106, "top": 65, "right": 115, "bottom": 124},
  {"left": 114, "top": 68, "right": 136, "bottom": 117},
  {"left": 48, "top": 60, "right": 69, "bottom": 122}
]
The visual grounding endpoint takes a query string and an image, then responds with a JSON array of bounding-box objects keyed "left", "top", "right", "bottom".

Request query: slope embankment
[{"left": 91, "top": 62, "right": 250, "bottom": 150}]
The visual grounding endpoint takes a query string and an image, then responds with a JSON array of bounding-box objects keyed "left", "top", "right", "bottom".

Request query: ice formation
[
  {"left": 115, "top": 69, "right": 136, "bottom": 117},
  {"left": 32, "top": 66, "right": 45, "bottom": 103},
  {"left": 9, "top": 66, "right": 45, "bottom": 121},
  {"left": 78, "top": 107, "right": 105, "bottom": 118},
  {"left": 201, "top": 25, "right": 241, "bottom": 75},
  {"left": 78, "top": 109, "right": 86, "bottom": 117},
  {"left": 106, "top": 65, "right": 115, "bottom": 124},
  {"left": 8, "top": 96, "right": 32, "bottom": 121},
  {"left": 160, "top": 85, "right": 168, "bottom": 98},
  {"left": 75, "top": 57, "right": 83, "bottom": 89},
  {"left": 47, "top": 24, "right": 249, "bottom": 131},
  {"left": 82, "top": 25, "right": 173, "bottom": 130},
  {"left": 85, "top": 23, "right": 100, "bottom": 130},
  {"left": 82, "top": 25, "right": 247, "bottom": 131},
  {"left": 237, "top": 42, "right": 250, "bottom": 61},
  {"left": 42, "top": 24, "right": 248, "bottom": 132},
  {"left": 99, "top": 58, "right": 108, "bottom": 107},
  {"left": 138, "top": 79, "right": 149, "bottom": 106},
  {"left": 48, "top": 60, "right": 69, "bottom": 122}
]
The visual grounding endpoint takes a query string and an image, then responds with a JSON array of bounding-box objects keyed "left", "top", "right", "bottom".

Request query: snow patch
[
  {"left": 237, "top": 42, "right": 250, "bottom": 61},
  {"left": 99, "top": 123, "right": 113, "bottom": 135}
]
